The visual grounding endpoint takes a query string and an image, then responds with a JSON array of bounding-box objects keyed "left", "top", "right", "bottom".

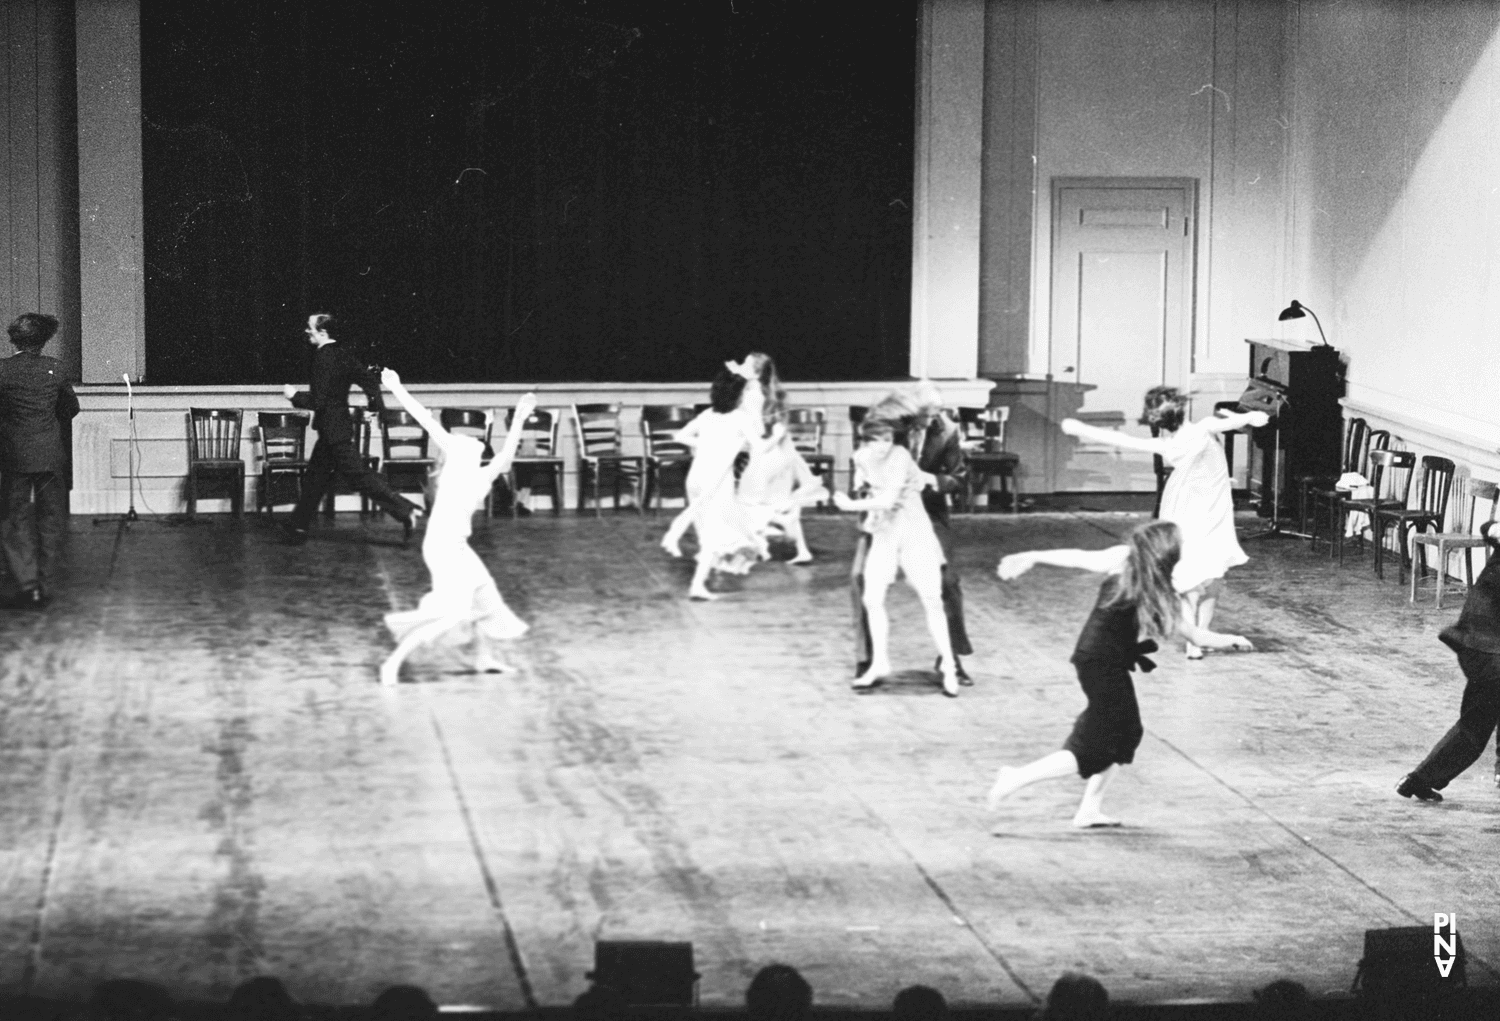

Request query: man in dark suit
[
  {"left": 282, "top": 313, "right": 422, "bottom": 543},
  {"left": 852, "top": 382, "right": 974, "bottom": 682},
  {"left": 0, "top": 313, "right": 80, "bottom": 609},
  {"left": 1397, "top": 521, "right": 1500, "bottom": 802}
]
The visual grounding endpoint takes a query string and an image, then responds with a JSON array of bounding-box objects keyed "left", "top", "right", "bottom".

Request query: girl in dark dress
[{"left": 987, "top": 521, "right": 1253, "bottom": 827}]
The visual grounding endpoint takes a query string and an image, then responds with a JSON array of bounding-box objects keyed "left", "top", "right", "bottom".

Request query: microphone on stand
[{"left": 94, "top": 372, "right": 140, "bottom": 525}]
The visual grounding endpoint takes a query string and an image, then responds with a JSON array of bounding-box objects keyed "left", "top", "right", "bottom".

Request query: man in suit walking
[
  {"left": 282, "top": 313, "right": 422, "bottom": 543},
  {"left": 0, "top": 313, "right": 80, "bottom": 608},
  {"left": 852, "top": 381, "right": 975, "bottom": 683}
]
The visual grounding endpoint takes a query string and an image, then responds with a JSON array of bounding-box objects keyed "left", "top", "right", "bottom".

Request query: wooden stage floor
[{"left": 0, "top": 509, "right": 1495, "bottom": 1012}]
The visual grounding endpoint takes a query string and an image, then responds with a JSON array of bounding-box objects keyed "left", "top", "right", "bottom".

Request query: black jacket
[
  {"left": 0, "top": 349, "right": 80, "bottom": 474},
  {"left": 291, "top": 341, "right": 385, "bottom": 442}
]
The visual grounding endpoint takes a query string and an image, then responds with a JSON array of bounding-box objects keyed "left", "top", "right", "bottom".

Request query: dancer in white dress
[
  {"left": 833, "top": 416, "right": 958, "bottom": 696},
  {"left": 1060, "top": 387, "right": 1268, "bottom": 657},
  {"left": 660, "top": 363, "right": 773, "bottom": 599},
  {"left": 738, "top": 426, "right": 826, "bottom": 564},
  {"left": 378, "top": 368, "right": 536, "bottom": 685}
]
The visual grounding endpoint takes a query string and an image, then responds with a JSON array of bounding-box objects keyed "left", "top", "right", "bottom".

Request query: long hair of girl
[
  {"left": 747, "top": 351, "right": 788, "bottom": 433},
  {"left": 1107, "top": 520, "right": 1183, "bottom": 641}
]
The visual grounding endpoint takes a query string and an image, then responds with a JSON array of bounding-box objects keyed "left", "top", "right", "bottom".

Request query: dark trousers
[
  {"left": 1, "top": 471, "right": 68, "bottom": 593},
  {"left": 1410, "top": 646, "right": 1500, "bottom": 790},
  {"left": 288, "top": 434, "right": 415, "bottom": 530},
  {"left": 852, "top": 530, "right": 973, "bottom": 673}
]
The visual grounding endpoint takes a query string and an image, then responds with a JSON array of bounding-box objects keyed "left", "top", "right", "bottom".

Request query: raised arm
[
  {"left": 1202, "top": 409, "right": 1269, "bottom": 434},
  {"left": 379, "top": 368, "right": 452, "bottom": 454},
  {"left": 1059, "top": 418, "right": 1169, "bottom": 455},
  {"left": 998, "top": 544, "right": 1129, "bottom": 580},
  {"left": 482, "top": 393, "right": 538, "bottom": 485}
]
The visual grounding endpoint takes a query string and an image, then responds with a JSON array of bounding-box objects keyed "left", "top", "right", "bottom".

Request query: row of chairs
[
  {"left": 187, "top": 401, "right": 1021, "bottom": 520},
  {"left": 1295, "top": 416, "right": 1497, "bottom": 607}
]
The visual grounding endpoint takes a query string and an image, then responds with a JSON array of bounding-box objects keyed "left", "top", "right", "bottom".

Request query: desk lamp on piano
[{"left": 1239, "top": 301, "right": 1345, "bottom": 536}]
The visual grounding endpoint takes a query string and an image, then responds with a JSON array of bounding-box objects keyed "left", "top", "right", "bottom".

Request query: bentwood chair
[
  {"left": 785, "top": 408, "right": 834, "bottom": 510},
  {"left": 439, "top": 407, "right": 497, "bottom": 514},
  {"left": 958, "top": 406, "right": 1019, "bottom": 514},
  {"left": 505, "top": 405, "right": 565, "bottom": 516},
  {"left": 379, "top": 409, "right": 436, "bottom": 508},
  {"left": 1337, "top": 449, "right": 1415, "bottom": 568},
  {"left": 640, "top": 404, "right": 698, "bottom": 513},
  {"left": 323, "top": 409, "right": 378, "bottom": 518},
  {"left": 1300, "top": 417, "right": 1368, "bottom": 536},
  {"left": 185, "top": 408, "right": 245, "bottom": 517},
  {"left": 1311, "top": 428, "right": 1389, "bottom": 553},
  {"left": 1411, "top": 478, "right": 1500, "bottom": 607},
  {"left": 255, "top": 411, "right": 310, "bottom": 514},
  {"left": 1373, "top": 455, "right": 1456, "bottom": 582},
  {"left": 572, "top": 403, "right": 645, "bottom": 514}
]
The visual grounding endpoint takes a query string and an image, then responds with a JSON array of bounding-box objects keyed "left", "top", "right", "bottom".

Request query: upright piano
[{"left": 1241, "top": 339, "right": 1346, "bottom": 520}]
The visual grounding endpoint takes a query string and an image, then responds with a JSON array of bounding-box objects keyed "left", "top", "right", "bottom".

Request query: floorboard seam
[
  {"left": 374, "top": 553, "right": 539, "bottom": 1009},
  {"left": 1147, "top": 732, "right": 1500, "bottom": 981},
  {"left": 849, "top": 791, "right": 1039, "bottom": 1004}
]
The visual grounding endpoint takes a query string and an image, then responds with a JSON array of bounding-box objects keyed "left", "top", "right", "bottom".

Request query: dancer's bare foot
[
  {"left": 661, "top": 536, "right": 683, "bottom": 558},
  {"left": 689, "top": 586, "right": 719, "bottom": 601},
  {"left": 986, "top": 766, "right": 1021, "bottom": 809},
  {"left": 379, "top": 663, "right": 400, "bottom": 687},
  {"left": 1185, "top": 642, "right": 1203, "bottom": 660},
  {"left": 852, "top": 662, "right": 890, "bottom": 690},
  {"left": 789, "top": 550, "right": 814, "bottom": 565},
  {"left": 473, "top": 655, "right": 512, "bottom": 674},
  {"left": 1071, "top": 811, "right": 1122, "bottom": 829}
]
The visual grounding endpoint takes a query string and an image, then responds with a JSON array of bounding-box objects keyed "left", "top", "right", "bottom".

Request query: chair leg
[{"left": 1434, "top": 544, "right": 1447, "bottom": 610}]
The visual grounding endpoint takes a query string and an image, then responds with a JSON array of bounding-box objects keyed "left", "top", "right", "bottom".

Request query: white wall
[{"left": 1285, "top": 1, "right": 1500, "bottom": 466}]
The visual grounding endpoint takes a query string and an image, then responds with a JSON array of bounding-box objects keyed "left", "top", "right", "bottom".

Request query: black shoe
[
  {"left": 280, "top": 523, "right": 310, "bottom": 545},
  {"left": 936, "top": 656, "right": 975, "bottom": 686},
  {"left": 13, "top": 586, "right": 48, "bottom": 610},
  {"left": 1396, "top": 774, "right": 1443, "bottom": 802},
  {"left": 855, "top": 660, "right": 871, "bottom": 679}
]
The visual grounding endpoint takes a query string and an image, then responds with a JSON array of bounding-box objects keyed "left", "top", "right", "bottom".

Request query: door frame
[{"left": 1048, "top": 176, "right": 1200, "bottom": 393}]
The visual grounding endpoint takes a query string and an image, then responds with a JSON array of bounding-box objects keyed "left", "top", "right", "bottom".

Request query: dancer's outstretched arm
[
  {"left": 481, "top": 392, "right": 538, "bottom": 486},
  {"left": 381, "top": 368, "right": 453, "bottom": 455},
  {"left": 998, "top": 545, "right": 1129, "bottom": 579},
  {"left": 1059, "top": 418, "right": 1168, "bottom": 455},
  {"left": 1203, "top": 408, "right": 1269, "bottom": 433}
]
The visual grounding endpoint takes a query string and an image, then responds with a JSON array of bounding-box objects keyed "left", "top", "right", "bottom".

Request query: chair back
[
  {"left": 956, "top": 406, "right": 1010, "bottom": 453},
  {"left": 1341, "top": 417, "right": 1370, "bottom": 474},
  {"left": 849, "top": 405, "right": 869, "bottom": 449},
  {"left": 1414, "top": 456, "right": 1457, "bottom": 518},
  {"left": 187, "top": 408, "right": 243, "bottom": 463},
  {"left": 1460, "top": 478, "right": 1500, "bottom": 534},
  {"left": 505, "top": 406, "right": 560, "bottom": 458},
  {"left": 573, "top": 403, "right": 626, "bottom": 458},
  {"left": 1368, "top": 449, "right": 1415, "bottom": 506},
  {"left": 439, "top": 408, "right": 494, "bottom": 451},
  {"left": 784, "top": 408, "right": 826, "bottom": 456},
  {"left": 1361, "top": 430, "right": 1391, "bottom": 476},
  {"left": 641, "top": 405, "right": 698, "bottom": 460},
  {"left": 379, "top": 409, "right": 431, "bottom": 461},
  {"left": 256, "top": 411, "right": 309, "bottom": 465}
]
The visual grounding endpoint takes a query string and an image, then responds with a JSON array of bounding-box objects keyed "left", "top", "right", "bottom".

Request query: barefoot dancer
[
  {"left": 1060, "top": 389, "right": 1268, "bottom": 658},
  {"left": 987, "top": 521, "right": 1253, "bottom": 827},
  {"left": 378, "top": 369, "right": 535, "bottom": 685},
  {"left": 660, "top": 363, "right": 772, "bottom": 599},
  {"left": 833, "top": 416, "right": 959, "bottom": 696}
]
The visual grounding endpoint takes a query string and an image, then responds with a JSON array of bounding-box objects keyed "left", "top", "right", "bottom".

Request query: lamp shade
[{"left": 1276, "top": 299, "right": 1329, "bottom": 345}]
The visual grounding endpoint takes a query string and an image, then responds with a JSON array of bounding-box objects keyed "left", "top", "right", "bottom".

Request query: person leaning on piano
[
  {"left": 279, "top": 312, "right": 424, "bottom": 545},
  {"left": 0, "top": 313, "right": 80, "bottom": 610}
]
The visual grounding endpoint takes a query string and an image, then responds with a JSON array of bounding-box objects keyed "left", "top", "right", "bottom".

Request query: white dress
[
  {"left": 1157, "top": 419, "right": 1247, "bottom": 593},
  {"left": 737, "top": 432, "right": 816, "bottom": 540},
  {"left": 384, "top": 437, "right": 528, "bottom": 658},
  {"left": 853, "top": 444, "right": 945, "bottom": 590},
  {"left": 684, "top": 409, "right": 767, "bottom": 572}
]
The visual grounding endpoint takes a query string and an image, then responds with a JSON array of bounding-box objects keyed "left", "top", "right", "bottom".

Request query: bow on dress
[
  {"left": 1131, "top": 639, "right": 1159, "bottom": 674},
  {"left": 725, "top": 358, "right": 758, "bottom": 381}
]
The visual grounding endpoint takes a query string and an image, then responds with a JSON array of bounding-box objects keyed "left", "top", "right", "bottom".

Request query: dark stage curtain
[{"left": 141, "top": 1, "right": 915, "bottom": 385}]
